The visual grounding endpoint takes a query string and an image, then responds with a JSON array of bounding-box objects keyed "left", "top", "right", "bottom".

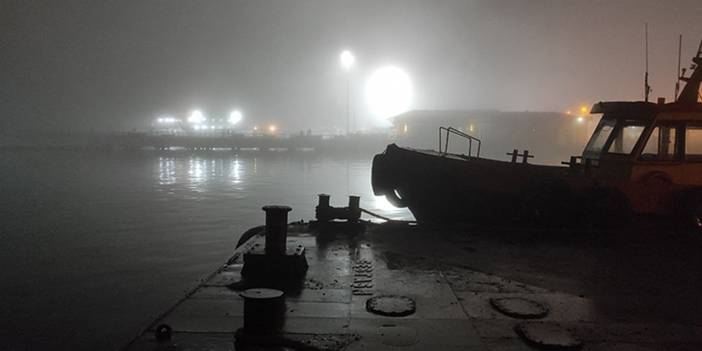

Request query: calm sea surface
[{"left": 0, "top": 150, "right": 410, "bottom": 350}]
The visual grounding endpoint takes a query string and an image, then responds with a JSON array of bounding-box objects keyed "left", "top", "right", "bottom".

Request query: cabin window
[
  {"left": 685, "top": 126, "right": 702, "bottom": 157},
  {"left": 640, "top": 126, "right": 677, "bottom": 161},
  {"left": 585, "top": 119, "right": 616, "bottom": 154},
  {"left": 606, "top": 120, "right": 646, "bottom": 155}
]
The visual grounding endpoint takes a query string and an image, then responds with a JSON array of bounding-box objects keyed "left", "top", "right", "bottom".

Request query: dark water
[{"left": 0, "top": 150, "right": 410, "bottom": 350}]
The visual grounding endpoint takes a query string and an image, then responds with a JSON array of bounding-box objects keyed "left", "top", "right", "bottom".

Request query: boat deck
[{"left": 125, "top": 220, "right": 702, "bottom": 350}]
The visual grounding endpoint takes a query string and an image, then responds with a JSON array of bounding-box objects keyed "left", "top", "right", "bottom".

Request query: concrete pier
[{"left": 125, "top": 219, "right": 702, "bottom": 350}]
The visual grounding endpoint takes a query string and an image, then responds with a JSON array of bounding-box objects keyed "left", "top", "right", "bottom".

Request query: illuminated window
[
  {"left": 641, "top": 126, "right": 677, "bottom": 160},
  {"left": 607, "top": 120, "right": 646, "bottom": 155},
  {"left": 585, "top": 119, "right": 615, "bottom": 154},
  {"left": 686, "top": 126, "right": 702, "bottom": 157}
]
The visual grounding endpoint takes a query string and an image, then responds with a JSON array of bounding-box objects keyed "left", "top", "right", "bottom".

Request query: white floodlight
[
  {"left": 340, "top": 50, "right": 355, "bottom": 71},
  {"left": 365, "top": 66, "right": 413, "bottom": 119},
  {"left": 229, "top": 110, "right": 243, "bottom": 125}
]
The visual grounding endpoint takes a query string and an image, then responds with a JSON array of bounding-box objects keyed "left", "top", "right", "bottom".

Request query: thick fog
[{"left": 2, "top": 0, "right": 701, "bottom": 133}]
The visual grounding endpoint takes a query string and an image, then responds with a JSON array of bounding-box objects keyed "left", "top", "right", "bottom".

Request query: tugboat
[{"left": 372, "top": 41, "right": 702, "bottom": 227}]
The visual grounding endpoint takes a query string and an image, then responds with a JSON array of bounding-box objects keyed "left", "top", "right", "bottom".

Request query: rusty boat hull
[
  {"left": 372, "top": 144, "right": 567, "bottom": 224},
  {"left": 371, "top": 143, "right": 639, "bottom": 226}
]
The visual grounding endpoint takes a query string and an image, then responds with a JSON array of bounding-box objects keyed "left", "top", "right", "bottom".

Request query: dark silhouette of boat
[{"left": 372, "top": 40, "right": 702, "bottom": 227}]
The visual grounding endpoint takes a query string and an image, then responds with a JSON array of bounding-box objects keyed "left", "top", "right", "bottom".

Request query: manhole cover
[
  {"left": 377, "top": 325, "right": 418, "bottom": 346},
  {"left": 515, "top": 322, "right": 582, "bottom": 349},
  {"left": 366, "top": 295, "right": 416, "bottom": 317},
  {"left": 490, "top": 297, "right": 549, "bottom": 319},
  {"left": 239, "top": 288, "right": 284, "bottom": 300}
]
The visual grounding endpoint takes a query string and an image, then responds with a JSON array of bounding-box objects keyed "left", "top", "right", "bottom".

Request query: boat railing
[{"left": 439, "top": 126, "right": 481, "bottom": 158}]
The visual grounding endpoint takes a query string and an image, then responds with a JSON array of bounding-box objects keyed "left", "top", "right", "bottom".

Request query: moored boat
[{"left": 372, "top": 41, "right": 702, "bottom": 227}]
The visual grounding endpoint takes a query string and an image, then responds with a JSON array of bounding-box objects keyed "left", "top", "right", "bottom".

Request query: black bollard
[
  {"left": 316, "top": 194, "right": 331, "bottom": 222},
  {"left": 318, "top": 193, "right": 330, "bottom": 208},
  {"left": 241, "top": 205, "right": 308, "bottom": 285},
  {"left": 263, "top": 205, "right": 291, "bottom": 256},
  {"left": 348, "top": 195, "right": 360, "bottom": 222},
  {"left": 240, "top": 288, "right": 285, "bottom": 335}
]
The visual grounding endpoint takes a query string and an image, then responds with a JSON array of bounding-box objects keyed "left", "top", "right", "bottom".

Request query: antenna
[
  {"left": 678, "top": 38, "right": 702, "bottom": 104},
  {"left": 644, "top": 23, "right": 651, "bottom": 102},
  {"left": 675, "top": 35, "right": 682, "bottom": 101},
  {"left": 698, "top": 40, "right": 702, "bottom": 102}
]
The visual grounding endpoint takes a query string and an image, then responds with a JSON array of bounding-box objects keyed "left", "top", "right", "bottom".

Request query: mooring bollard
[
  {"left": 240, "top": 288, "right": 285, "bottom": 335},
  {"left": 263, "top": 205, "right": 291, "bottom": 256},
  {"left": 348, "top": 195, "right": 360, "bottom": 222},
  {"left": 316, "top": 194, "right": 331, "bottom": 222},
  {"left": 318, "top": 193, "right": 330, "bottom": 208}
]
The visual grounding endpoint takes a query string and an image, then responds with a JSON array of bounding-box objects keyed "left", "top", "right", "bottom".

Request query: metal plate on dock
[
  {"left": 366, "top": 295, "right": 416, "bottom": 317},
  {"left": 515, "top": 321, "right": 582, "bottom": 349},
  {"left": 240, "top": 288, "right": 284, "bottom": 300},
  {"left": 490, "top": 297, "right": 549, "bottom": 319}
]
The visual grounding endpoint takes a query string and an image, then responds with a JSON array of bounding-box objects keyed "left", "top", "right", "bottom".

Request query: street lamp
[{"left": 339, "top": 50, "right": 355, "bottom": 135}]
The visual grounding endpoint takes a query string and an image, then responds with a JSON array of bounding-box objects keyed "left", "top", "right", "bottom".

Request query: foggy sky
[{"left": 2, "top": 0, "right": 701, "bottom": 133}]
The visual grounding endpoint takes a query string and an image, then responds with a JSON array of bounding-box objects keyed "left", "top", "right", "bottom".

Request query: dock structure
[{"left": 125, "top": 211, "right": 702, "bottom": 350}]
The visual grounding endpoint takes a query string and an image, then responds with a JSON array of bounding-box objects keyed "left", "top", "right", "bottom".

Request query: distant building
[{"left": 390, "top": 110, "right": 599, "bottom": 166}]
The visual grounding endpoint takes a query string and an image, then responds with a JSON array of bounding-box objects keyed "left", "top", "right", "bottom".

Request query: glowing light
[
  {"left": 339, "top": 50, "right": 355, "bottom": 70},
  {"left": 188, "top": 110, "right": 205, "bottom": 124},
  {"left": 269, "top": 125, "right": 277, "bottom": 133},
  {"left": 365, "top": 66, "right": 413, "bottom": 119},
  {"left": 576, "top": 116, "right": 584, "bottom": 123},
  {"left": 566, "top": 110, "right": 572, "bottom": 115},
  {"left": 374, "top": 195, "right": 398, "bottom": 211},
  {"left": 580, "top": 106, "right": 588, "bottom": 114},
  {"left": 157, "top": 116, "right": 177, "bottom": 124},
  {"left": 229, "top": 110, "right": 243, "bottom": 125},
  {"left": 403, "top": 124, "right": 408, "bottom": 133},
  {"left": 253, "top": 126, "right": 258, "bottom": 131},
  {"left": 469, "top": 124, "right": 475, "bottom": 132}
]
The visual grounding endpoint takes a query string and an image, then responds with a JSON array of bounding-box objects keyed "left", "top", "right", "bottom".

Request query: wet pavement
[{"left": 125, "top": 220, "right": 702, "bottom": 350}]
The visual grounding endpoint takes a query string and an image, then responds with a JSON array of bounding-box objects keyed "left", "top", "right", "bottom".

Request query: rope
[{"left": 360, "top": 208, "right": 417, "bottom": 224}]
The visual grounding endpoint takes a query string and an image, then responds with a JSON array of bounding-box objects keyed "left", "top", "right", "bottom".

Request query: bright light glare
[
  {"left": 229, "top": 110, "right": 243, "bottom": 125},
  {"left": 365, "top": 66, "right": 412, "bottom": 119},
  {"left": 374, "top": 195, "right": 398, "bottom": 211},
  {"left": 339, "top": 50, "right": 355, "bottom": 70},
  {"left": 269, "top": 125, "right": 277, "bottom": 133},
  {"left": 188, "top": 110, "right": 205, "bottom": 124},
  {"left": 576, "top": 116, "right": 584, "bottom": 123},
  {"left": 157, "top": 116, "right": 177, "bottom": 124},
  {"left": 580, "top": 106, "right": 588, "bottom": 114}
]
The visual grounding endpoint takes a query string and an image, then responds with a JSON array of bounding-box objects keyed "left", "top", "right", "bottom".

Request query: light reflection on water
[
  {"left": 0, "top": 150, "right": 411, "bottom": 350},
  {"left": 154, "top": 155, "right": 411, "bottom": 220},
  {"left": 231, "top": 158, "right": 241, "bottom": 184}
]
